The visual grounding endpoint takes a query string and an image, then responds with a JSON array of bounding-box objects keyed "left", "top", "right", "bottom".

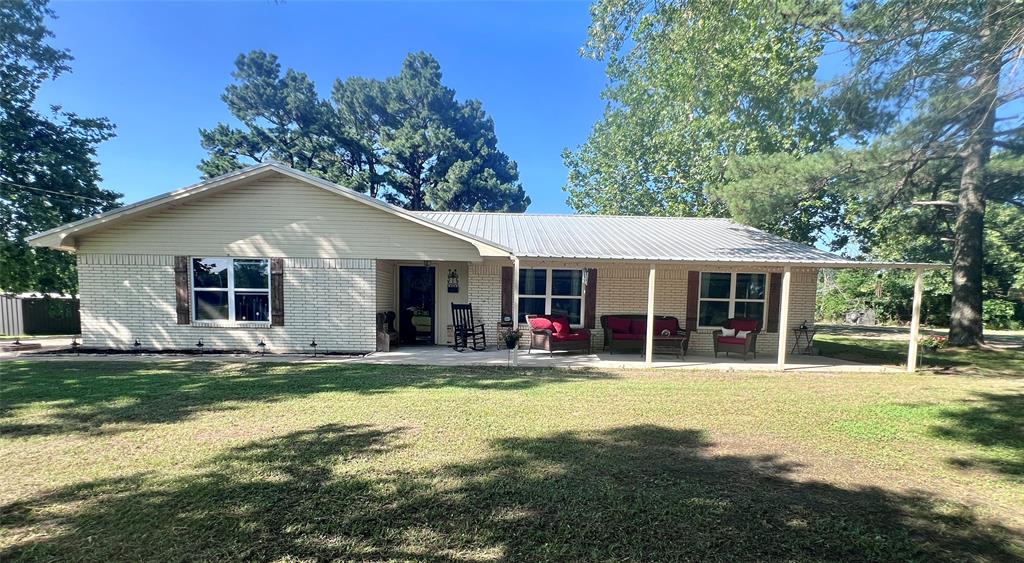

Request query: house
[{"left": 28, "top": 163, "right": 941, "bottom": 369}]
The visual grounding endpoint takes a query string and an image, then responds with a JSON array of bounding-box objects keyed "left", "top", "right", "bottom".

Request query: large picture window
[
  {"left": 697, "top": 272, "right": 766, "bottom": 328},
  {"left": 518, "top": 268, "right": 584, "bottom": 325},
  {"left": 192, "top": 257, "right": 271, "bottom": 323}
]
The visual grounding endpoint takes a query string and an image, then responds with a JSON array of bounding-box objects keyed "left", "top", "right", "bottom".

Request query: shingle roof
[{"left": 415, "top": 212, "right": 937, "bottom": 268}]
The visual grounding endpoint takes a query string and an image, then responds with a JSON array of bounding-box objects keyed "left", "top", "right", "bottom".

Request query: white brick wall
[
  {"left": 468, "top": 262, "right": 504, "bottom": 345},
  {"left": 77, "top": 254, "right": 376, "bottom": 353}
]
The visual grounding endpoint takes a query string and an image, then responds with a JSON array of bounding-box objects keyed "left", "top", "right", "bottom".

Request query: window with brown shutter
[
  {"left": 174, "top": 256, "right": 190, "bottom": 325},
  {"left": 270, "top": 258, "right": 284, "bottom": 326}
]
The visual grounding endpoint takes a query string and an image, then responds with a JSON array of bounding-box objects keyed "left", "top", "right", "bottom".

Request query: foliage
[
  {"left": 0, "top": 0, "right": 119, "bottom": 293},
  {"left": 563, "top": 0, "right": 841, "bottom": 242},
  {"left": 200, "top": 51, "right": 529, "bottom": 212},
  {"left": 983, "top": 299, "right": 1020, "bottom": 330},
  {"left": 721, "top": 0, "right": 1024, "bottom": 345}
]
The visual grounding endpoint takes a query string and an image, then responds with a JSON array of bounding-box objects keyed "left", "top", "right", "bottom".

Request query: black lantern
[
  {"left": 70, "top": 337, "right": 80, "bottom": 356},
  {"left": 447, "top": 268, "right": 459, "bottom": 293},
  {"left": 196, "top": 338, "right": 204, "bottom": 356},
  {"left": 133, "top": 338, "right": 142, "bottom": 354},
  {"left": 309, "top": 338, "right": 318, "bottom": 357},
  {"left": 257, "top": 338, "right": 267, "bottom": 356}
]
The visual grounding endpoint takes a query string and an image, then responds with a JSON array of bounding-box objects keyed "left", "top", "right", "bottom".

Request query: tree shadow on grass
[
  {"left": 0, "top": 361, "right": 610, "bottom": 438},
  {"left": 2, "top": 424, "right": 1020, "bottom": 561},
  {"left": 932, "top": 391, "right": 1024, "bottom": 479}
]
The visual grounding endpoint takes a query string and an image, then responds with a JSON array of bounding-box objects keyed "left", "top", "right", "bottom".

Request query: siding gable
[{"left": 75, "top": 174, "right": 483, "bottom": 261}]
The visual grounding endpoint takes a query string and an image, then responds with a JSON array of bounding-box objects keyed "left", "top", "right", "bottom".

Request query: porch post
[
  {"left": 907, "top": 266, "right": 924, "bottom": 373},
  {"left": 776, "top": 266, "right": 792, "bottom": 371},
  {"left": 512, "top": 256, "right": 520, "bottom": 367},
  {"left": 645, "top": 263, "right": 656, "bottom": 366}
]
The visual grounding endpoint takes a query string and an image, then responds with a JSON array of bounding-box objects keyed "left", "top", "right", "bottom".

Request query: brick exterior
[
  {"left": 77, "top": 254, "right": 376, "bottom": 353},
  {"left": 468, "top": 262, "right": 504, "bottom": 345}
]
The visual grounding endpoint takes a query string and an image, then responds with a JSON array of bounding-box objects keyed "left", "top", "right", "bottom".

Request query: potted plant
[
  {"left": 501, "top": 327, "right": 522, "bottom": 350},
  {"left": 919, "top": 335, "right": 947, "bottom": 353}
]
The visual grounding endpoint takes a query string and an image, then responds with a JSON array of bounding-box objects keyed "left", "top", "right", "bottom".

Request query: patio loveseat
[
  {"left": 600, "top": 314, "right": 689, "bottom": 356},
  {"left": 525, "top": 314, "right": 592, "bottom": 355}
]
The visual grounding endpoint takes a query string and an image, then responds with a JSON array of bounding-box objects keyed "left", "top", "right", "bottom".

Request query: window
[
  {"left": 697, "top": 272, "right": 766, "bottom": 328},
  {"left": 192, "top": 257, "right": 271, "bottom": 323},
  {"left": 518, "top": 268, "right": 585, "bottom": 325}
]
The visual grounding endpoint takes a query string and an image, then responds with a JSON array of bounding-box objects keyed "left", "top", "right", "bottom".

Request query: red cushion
[
  {"left": 551, "top": 331, "right": 590, "bottom": 342},
  {"left": 654, "top": 319, "right": 677, "bottom": 335},
  {"left": 612, "top": 333, "right": 645, "bottom": 340},
  {"left": 606, "top": 316, "right": 631, "bottom": 334},
  {"left": 717, "top": 336, "right": 747, "bottom": 345},
  {"left": 550, "top": 316, "right": 571, "bottom": 336},
  {"left": 730, "top": 319, "right": 759, "bottom": 332},
  {"left": 528, "top": 317, "right": 554, "bottom": 331},
  {"left": 630, "top": 321, "right": 646, "bottom": 335}
]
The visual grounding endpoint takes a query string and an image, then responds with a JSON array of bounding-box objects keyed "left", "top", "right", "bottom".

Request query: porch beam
[
  {"left": 907, "top": 266, "right": 924, "bottom": 373},
  {"left": 776, "top": 266, "right": 792, "bottom": 371},
  {"left": 512, "top": 256, "right": 520, "bottom": 367},
  {"left": 645, "top": 264, "right": 656, "bottom": 366}
]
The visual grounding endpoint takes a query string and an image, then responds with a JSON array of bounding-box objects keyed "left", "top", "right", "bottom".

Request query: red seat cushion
[
  {"left": 528, "top": 317, "right": 554, "bottom": 331},
  {"left": 730, "top": 319, "right": 759, "bottom": 332},
  {"left": 630, "top": 320, "right": 646, "bottom": 335},
  {"left": 717, "top": 336, "right": 747, "bottom": 345},
  {"left": 606, "top": 316, "right": 631, "bottom": 334},
  {"left": 550, "top": 316, "right": 571, "bottom": 336},
  {"left": 612, "top": 333, "right": 645, "bottom": 340},
  {"left": 551, "top": 331, "right": 590, "bottom": 342},
  {"left": 654, "top": 319, "right": 677, "bottom": 335}
]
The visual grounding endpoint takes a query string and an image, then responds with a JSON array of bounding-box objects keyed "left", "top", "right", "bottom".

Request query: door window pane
[
  {"left": 193, "top": 258, "right": 228, "bottom": 288},
  {"left": 234, "top": 259, "right": 269, "bottom": 289},
  {"left": 734, "top": 302, "right": 765, "bottom": 325},
  {"left": 698, "top": 301, "right": 729, "bottom": 327},
  {"left": 551, "top": 298, "right": 582, "bottom": 325},
  {"left": 519, "top": 269, "right": 547, "bottom": 295},
  {"left": 518, "top": 297, "right": 546, "bottom": 323},
  {"left": 194, "top": 291, "right": 229, "bottom": 320},
  {"left": 551, "top": 270, "right": 583, "bottom": 296},
  {"left": 700, "top": 272, "right": 731, "bottom": 299},
  {"left": 235, "top": 293, "right": 269, "bottom": 322},
  {"left": 736, "top": 273, "right": 766, "bottom": 300}
]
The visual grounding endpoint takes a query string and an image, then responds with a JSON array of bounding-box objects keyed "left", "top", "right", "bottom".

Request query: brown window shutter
[
  {"left": 271, "top": 258, "right": 285, "bottom": 326},
  {"left": 501, "top": 266, "right": 513, "bottom": 319},
  {"left": 584, "top": 268, "right": 597, "bottom": 328},
  {"left": 174, "top": 256, "right": 191, "bottom": 325},
  {"left": 766, "top": 272, "right": 782, "bottom": 333},
  {"left": 685, "top": 270, "right": 700, "bottom": 331}
]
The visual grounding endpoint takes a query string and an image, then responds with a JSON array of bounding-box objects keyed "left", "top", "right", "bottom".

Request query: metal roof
[{"left": 415, "top": 212, "right": 942, "bottom": 268}]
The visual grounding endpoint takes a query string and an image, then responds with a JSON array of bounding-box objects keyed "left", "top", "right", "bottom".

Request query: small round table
[{"left": 791, "top": 327, "right": 817, "bottom": 354}]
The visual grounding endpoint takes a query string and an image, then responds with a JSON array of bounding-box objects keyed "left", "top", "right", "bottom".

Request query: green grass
[
  {"left": 816, "top": 334, "right": 1024, "bottom": 378},
  {"left": 1, "top": 361, "right": 1022, "bottom": 561}
]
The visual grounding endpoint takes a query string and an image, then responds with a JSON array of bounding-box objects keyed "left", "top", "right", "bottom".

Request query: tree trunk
[{"left": 948, "top": 8, "right": 1000, "bottom": 347}]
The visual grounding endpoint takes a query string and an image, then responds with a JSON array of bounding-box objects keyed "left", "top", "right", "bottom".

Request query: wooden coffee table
[{"left": 650, "top": 334, "right": 689, "bottom": 359}]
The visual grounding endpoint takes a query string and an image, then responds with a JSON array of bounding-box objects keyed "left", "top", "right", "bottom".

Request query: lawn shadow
[
  {"left": 932, "top": 391, "right": 1024, "bottom": 479},
  {"left": 0, "top": 361, "right": 611, "bottom": 438},
  {"left": 2, "top": 424, "right": 1020, "bottom": 561}
]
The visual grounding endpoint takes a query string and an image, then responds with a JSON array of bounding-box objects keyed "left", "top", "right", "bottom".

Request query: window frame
[
  {"left": 518, "top": 267, "right": 586, "bottom": 327},
  {"left": 190, "top": 257, "right": 272, "bottom": 326},
  {"left": 696, "top": 271, "right": 768, "bottom": 330}
]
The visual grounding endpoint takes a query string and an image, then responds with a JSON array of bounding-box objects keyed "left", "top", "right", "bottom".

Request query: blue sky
[{"left": 37, "top": 1, "right": 607, "bottom": 213}]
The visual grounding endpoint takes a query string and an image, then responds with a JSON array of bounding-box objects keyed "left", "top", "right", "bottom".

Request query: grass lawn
[
  {"left": 1, "top": 361, "right": 1022, "bottom": 561},
  {"left": 816, "top": 334, "right": 1024, "bottom": 378}
]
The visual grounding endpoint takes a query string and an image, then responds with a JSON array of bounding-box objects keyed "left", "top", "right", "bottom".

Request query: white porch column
[
  {"left": 645, "top": 263, "right": 656, "bottom": 366},
  {"left": 776, "top": 266, "right": 792, "bottom": 371},
  {"left": 907, "top": 266, "right": 924, "bottom": 373},
  {"left": 512, "top": 256, "right": 520, "bottom": 367}
]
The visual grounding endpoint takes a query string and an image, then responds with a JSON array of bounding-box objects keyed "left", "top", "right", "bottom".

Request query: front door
[{"left": 399, "top": 266, "right": 435, "bottom": 345}]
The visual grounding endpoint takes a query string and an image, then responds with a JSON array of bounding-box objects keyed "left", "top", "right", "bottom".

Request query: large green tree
[
  {"left": 0, "top": 0, "right": 119, "bottom": 294},
  {"left": 563, "top": 0, "right": 841, "bottom": 242},
  {"left": 201, "top": 51, "right": 529, "bottom": 212},
  {"left": 717, "top": 0, "right": 1024, "bottom": 346}
]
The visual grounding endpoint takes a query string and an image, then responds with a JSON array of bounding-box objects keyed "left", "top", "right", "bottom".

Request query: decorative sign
[{"left": 447, "top": 268, "right": 459, "bottom": 293}]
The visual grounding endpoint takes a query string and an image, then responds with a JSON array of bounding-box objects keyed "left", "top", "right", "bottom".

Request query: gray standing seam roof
[{"left": 414, "top": 212, "right": 933, "bottom": 267}]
